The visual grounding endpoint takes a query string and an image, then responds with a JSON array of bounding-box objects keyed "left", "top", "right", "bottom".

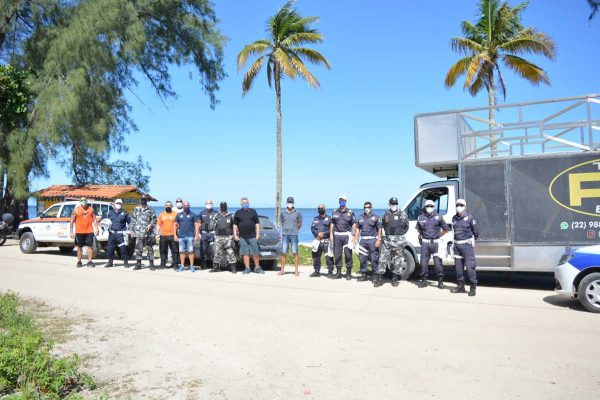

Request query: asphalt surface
[{"left": 0, "top": 242, "right": 598, "bottom": 399}]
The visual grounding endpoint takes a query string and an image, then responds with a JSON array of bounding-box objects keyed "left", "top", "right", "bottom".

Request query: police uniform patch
[
  {"left": 394, "top": 216, "right": 398, "bottom": 220},
  {"left": 463, "top": 216, "right": 469, "bottom": 221},
  {"left": 472, "top": 220, "right": 476, "bottom": 224},
  {"left": 435, "top": 215, "right": 440, "bottom": 220},
  {"left": 226, "top": 219, "right": 230, "bottom": 223},
  {"left": 325, "top": 218, "right": 329, "bottom": 221}
]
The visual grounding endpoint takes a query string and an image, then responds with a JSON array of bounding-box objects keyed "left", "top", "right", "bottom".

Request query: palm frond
[
  {"left": 288, "top": 52, "right": 319, "bottom": 88},
  {"left": 266, "top": 59, "right": 273, "bottom": 88},
  {"left": 281, "top": 32, "right": 323, "bottom": 46},
  {"left": 237, "top": 40, "right": 271, "bottom": 71},
  {"left": 272, "top": 48, "right": 296, "bottom": 78},
  {"left": 495, "top": 64, "right": 506, "bottom": 100},
  {"left": 291, "top": 47, "right": 330, "bottom": 69},
  {"left": 450, "top": 37, "right": 484, "bottom": 54},
  {"left": 464, "top": 53, "right": 485, "bottom": 87},
  {"left": 499, "top": 31, "right": 556, "bottom": 59},
  {"left": 502, "top": 54, "right": 550, "bottom": 85},
  {"left": 444, "top": 56, "right": 473, "bottom": 88},
  {"left": 242, "top": 56, "right": 266, "bottom": 96}
]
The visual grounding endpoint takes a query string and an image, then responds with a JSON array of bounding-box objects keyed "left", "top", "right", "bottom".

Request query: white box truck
[{"left": 397, "top": 94, "right": 600, "bottom": 279}]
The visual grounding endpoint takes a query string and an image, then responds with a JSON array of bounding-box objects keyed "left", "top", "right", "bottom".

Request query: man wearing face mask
[
  {"left": 103, "top": 199, "right": 131, "bottom": 268},
  {"left": 200, "top": 199, "right": 217, "bottom": 269},
  {"left": 310, "top": 204, "right": 334, "bottom": 277},
  {"left": 354, "top": 201, "right": 382, "bottom": 282},
  {"left": 416, "top": 199, "right": 449, "bottom": 289},
  {"left": 174, "top": 200, "right": 200, "bottom": 272},
  {"left": 451, "top": 199, "right": 480, "bottom": 296},
  {"left": 212, "top": 201, "right": 237, "bottom": 273},
  {"left": 329, "top": 195, "right": 357, "bottom": 280},
  {"left": 70, "top": 197, "right": 99, "bottom": 268},
  {"left": 233, "top": 197, "right": 264, "bottom": 274},
  {"left": 279, "top": 196, "right": 303, "bottom": 276},
  {"left": 175, "top": 198, "right": 184, "bottom": 214},
  {"left": 156, "top": 201, "right": 179, "bottom": 270},
  {"left": 375, "top": 197, "right": 409, "bottom": 287},
  {"left": 130, "top": 195, "right": 157, "bottom": 270}
]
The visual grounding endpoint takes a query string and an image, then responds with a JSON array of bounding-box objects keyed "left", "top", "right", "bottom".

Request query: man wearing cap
[
  {"left": 279, "top": 196, "right": 303, "bottom": 276},
  {"left": 451, "top": 199, "right": 480, "bottom": 296},
  {"left": 375, "top": 197, "right": 409, "bottom": 287},
  {"left": 70, "top": 197, "right": 99, "bottom": 268},
  {"left": 156, "top": 200, "right": 179, "bottom": 270},
  {"left": 130, "top": 196, "right": 157, "bottom": 270},
  {"left": 416, "top": 199, "right": 449, "bottom": 289},
  {"left": 329, "top": 195, "right": 357, "bottom": 280},
  {"left": 353, "top": 201, "right": 382, "bottom": 282},
  {"left": 212, "top": 201, "right": 237, "bottom": 273},
  {"left": 103, "top": 199, "right": 131, "bottom": 268},
  {"left": 199, "top": 199, "right": 217, "bottom": 269},
  {"left": 310, "top": 204, "right": 334, "bottom": 277}
]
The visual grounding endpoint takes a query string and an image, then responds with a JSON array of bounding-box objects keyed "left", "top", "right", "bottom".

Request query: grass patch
[
  {"left": 290, "top": 244, "right": 363, "bottom": 273},
  {"left": 0, "top": 291, "right": 96, "bottom": 399}
]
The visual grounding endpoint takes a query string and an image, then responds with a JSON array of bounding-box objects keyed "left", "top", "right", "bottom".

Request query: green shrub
[{"left": 0, "top": 292, "right": 95, "bottom": 399}]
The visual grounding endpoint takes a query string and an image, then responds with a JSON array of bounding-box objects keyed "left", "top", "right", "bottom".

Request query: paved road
[{"left": 0, "top": 244, "right": 598, "bottom": 399}]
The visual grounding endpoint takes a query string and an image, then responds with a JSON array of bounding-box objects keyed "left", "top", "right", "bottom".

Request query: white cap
[
  {"left": 338, "top": 194, "right": 348, "bottom": 201},
  {"left": 424, "top": 200, "right": 435, "bottom": 207},
  {"left": 456, "top": 199, "right": 467, "bottom": 206},
  {"left": 115, "top": 199, "right": 123, "bottom": 204}
]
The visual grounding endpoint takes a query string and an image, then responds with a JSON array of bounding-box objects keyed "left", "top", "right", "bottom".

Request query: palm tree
[
  {"left": 444, "top": 0, "right": 556, "bottom": 156},
  {"left": 237, "top": 1, "right": 330, "bottom": 225},
  {"left": 589, "top": 0, "right": 600, "bottom": 20}
]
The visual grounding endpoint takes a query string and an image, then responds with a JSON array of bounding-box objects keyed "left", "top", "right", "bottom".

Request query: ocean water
[{"left": 28, "top": 204, "right": 388, "bottom": 244}]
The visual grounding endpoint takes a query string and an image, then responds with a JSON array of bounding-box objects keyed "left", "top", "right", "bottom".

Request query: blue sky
[{"left": 33, "top": 0, "right": 600, "bottom": 210}]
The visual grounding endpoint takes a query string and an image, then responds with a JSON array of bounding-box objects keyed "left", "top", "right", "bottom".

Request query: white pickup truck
[{"left": 17, "top": 200, "right": 115, "bottom": 254}]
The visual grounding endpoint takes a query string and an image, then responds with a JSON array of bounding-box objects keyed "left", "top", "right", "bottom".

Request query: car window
[
  {"left": 405, "top": 193, "right": 423, "bottom": 221},
  {"left": 259, "top": 217, "right": 276, "bottom": 230},
  {"left": 423, "top": 187, "right": 450, "bottom": 215},
  {"left": 60, "top": 204, "right": 76, "bottom": 218},
  {"left": 43, "top": 204, "right": 61, "bottom": 218},
  {"left": 101, "top": 204, "right": 109, "bottom": 219},
  {"left": 92, "top": 203, "right": 102, "bottom": 218}
]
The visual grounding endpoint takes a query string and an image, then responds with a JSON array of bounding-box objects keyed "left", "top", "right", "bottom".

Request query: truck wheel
[
  {"left": 578, "top": 272, "right": 600, "bottom": 313},
  {"left": 400, "top": 250, "right": 416, "bottom": 280},
  {"left": 0, "top": 231, "right": 6, "bottom": 246},
  {"left": 58, "top": 246, "right": 74, "bottom": 253},
  {"left": 20, "top": 232, "right": 37, "bottom": 254}
]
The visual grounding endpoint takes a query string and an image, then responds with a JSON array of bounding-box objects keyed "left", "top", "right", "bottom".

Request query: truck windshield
[{"left": 405, "top": 187, "right": 449, "bottom": 220}]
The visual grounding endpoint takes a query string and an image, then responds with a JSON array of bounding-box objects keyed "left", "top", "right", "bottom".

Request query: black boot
[
  {"left": 437, "top": 277, "right": 445, "bottom": 289},
  {"left": 345, "top": 269, "right": 352, "bottom": 280},
  {"left": 327, "top": 270, "right": 333, "bottom": 279},
  {"left": 331, "top": 269, "right": 342, "bottom": 279},
  {"left": 310, "top": 271, "right": 320, "bottom": 277},
  {"left": 391, "top": 274, "right": 400, "bottom": 287},
  {"left": 134, "top": 260, "right": 142, "bottom": 270},
  {"left": 417, "top": 277, "right": 428, "bottom": 288},
  {"left": 451, "top": 281, "right": 466, "bottom": 293},
  {"left": 103, "top": 259, "right": 113, "bottom": 268},
  {"left": 202, "top": 260, "right": 207, "bottom": 269},
  {"left": 357, "top": 272, "right": 368, "bottom": 282},
  {"left": 124, "top": 260, "right": 130, "bottom": 268},
  {"left": 172, "top": 264, "right": 179, "bottom": 271},
  {"left": 230, "top": 263, "right": 237, "bottom": 274},
  {"left": 149, "top": 260, "right": 155, "bottom": 271},
  {"left": 210, "top": 264, "right": 220, "bottom": 273},
  {"left": 469, "top": 284, "right": 477, "bottom": 296},
  {"left": 373, "top": 274, "right": 383, "bottom": 287}
]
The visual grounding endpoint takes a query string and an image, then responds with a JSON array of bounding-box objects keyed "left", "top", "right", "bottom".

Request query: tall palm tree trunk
[
  {"left": 274, "top": 71, "right": 282, "bottom": 228},
  {"left": 487, "top": 83, "right": 497, "bottom": 157}
]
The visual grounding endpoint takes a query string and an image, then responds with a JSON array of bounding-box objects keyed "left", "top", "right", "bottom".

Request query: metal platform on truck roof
[{"left": 414, "top": 94, "right": 600, "bottom": 178}]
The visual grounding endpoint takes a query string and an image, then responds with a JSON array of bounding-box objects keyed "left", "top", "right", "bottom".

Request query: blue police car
[{"left": 555, "top": 245, "right": 600, "bottom": 313}]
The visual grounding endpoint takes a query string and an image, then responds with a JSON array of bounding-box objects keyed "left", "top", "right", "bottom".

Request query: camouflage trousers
[
  {"left": 134, "top": 234, "right": 155, "bottom": 261},
  {"left": 213, "top": 235, "right": 236, "bottom": 265},
  {"left": 376, "top": 235, "right": 407, "bottom": 275}
]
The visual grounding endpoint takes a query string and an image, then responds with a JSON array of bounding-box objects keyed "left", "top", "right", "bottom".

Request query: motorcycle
[{"left": 0, "top": 213, "right": 15, "bottom": 246}]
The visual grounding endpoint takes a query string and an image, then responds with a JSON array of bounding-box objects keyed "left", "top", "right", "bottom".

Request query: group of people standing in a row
[{"left": 69, "top": 193, "right": 480, "bottom": 295}]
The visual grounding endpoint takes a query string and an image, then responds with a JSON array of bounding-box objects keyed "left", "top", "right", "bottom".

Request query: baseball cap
[
  {"left": 286, "top": 196, "right": 295, "bottom": 203},
  {"left": 176, "top": 198, "right": 183, "bottom": 202},
  {"left": 456, "top": 199, "right": 467, "bottom": 206},
  {"left": 388, "top": 197, "right": 398, "bottom": 205},
  {"left": 339, "top": 194, "right": 348, "bottom": 201},
  {"left": 115, "top": 199, "right": 123, "bottom": 204},
  {"left": 424, "top": 200, "right": 435, "bottom": 207}
]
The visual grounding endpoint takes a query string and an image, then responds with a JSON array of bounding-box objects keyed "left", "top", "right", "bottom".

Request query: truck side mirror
[{"left": 38, "top": 212, "right": 44, "bottom": 219}]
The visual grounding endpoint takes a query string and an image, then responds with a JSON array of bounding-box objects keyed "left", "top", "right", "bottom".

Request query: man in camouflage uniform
[
  {"left": 130, "top": 196, "right": 157, "bottom": 270},
  {"left": 211, "top": 201, "right": 237, "bottom": 274},
  {"left": 375, "top": 197, "right": 409, "bottom": 287}
]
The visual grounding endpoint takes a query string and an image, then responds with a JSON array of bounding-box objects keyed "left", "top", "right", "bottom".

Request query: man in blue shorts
[
  {"left": 279, "top": 196, "right": 302, "bottom": 276},
  {"left": 233, "top": 197, "right": 265, "bottom": 274},
  {"left": 174, "top": 200, "right": 199, "bottom": 272}
]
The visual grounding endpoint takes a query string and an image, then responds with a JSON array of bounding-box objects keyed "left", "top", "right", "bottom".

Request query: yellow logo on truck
[{"left": 549, "top": 159, "right": 600, "bottom": 217}]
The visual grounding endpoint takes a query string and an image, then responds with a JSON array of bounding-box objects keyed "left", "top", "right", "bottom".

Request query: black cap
[
  {"left": 388, "top": 197, "right": 398, "bottom": 205},
  {"left": 286, "top": 196, "right": 295, "bottom": 203}
]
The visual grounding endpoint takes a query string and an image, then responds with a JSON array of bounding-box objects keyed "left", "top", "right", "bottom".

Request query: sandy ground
[{"left": 0, "top": 242, "right": 599, "bottom": 400}]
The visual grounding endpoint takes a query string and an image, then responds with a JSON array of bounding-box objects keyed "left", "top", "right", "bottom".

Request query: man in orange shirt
[
  {"left": 156, "top": 200, "right": 179, "bottom": 270},
  {"left": 69, "top": 197, "right": 99, "bottom": 268}
]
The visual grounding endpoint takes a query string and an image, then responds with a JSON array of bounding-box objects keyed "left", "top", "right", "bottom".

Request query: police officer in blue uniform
[
  {"left": 310, "top": 204, "right": 334, "bottom": 278},
  {"left": 451, "top": 199, "right": 480, "bottom": 296},
  {"left": 416, "top": 199, "right": 449, "bottom": 289},
  {"left": 200, "top": 199, "right": 216, "bottom": 269},
  {"left": 103, "top": 199, "right": 131, "bottom": 268},
  {"left": 329, "top": 195, "right": 357, "bottom": 280},
  {"left": 353, "top": 201, "right": 382, "bottom": 282}
]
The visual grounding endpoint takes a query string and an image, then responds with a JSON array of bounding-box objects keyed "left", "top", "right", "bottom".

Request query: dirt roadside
[{"left": 1, "top": 244, "right": 599, "bottom": 399}]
